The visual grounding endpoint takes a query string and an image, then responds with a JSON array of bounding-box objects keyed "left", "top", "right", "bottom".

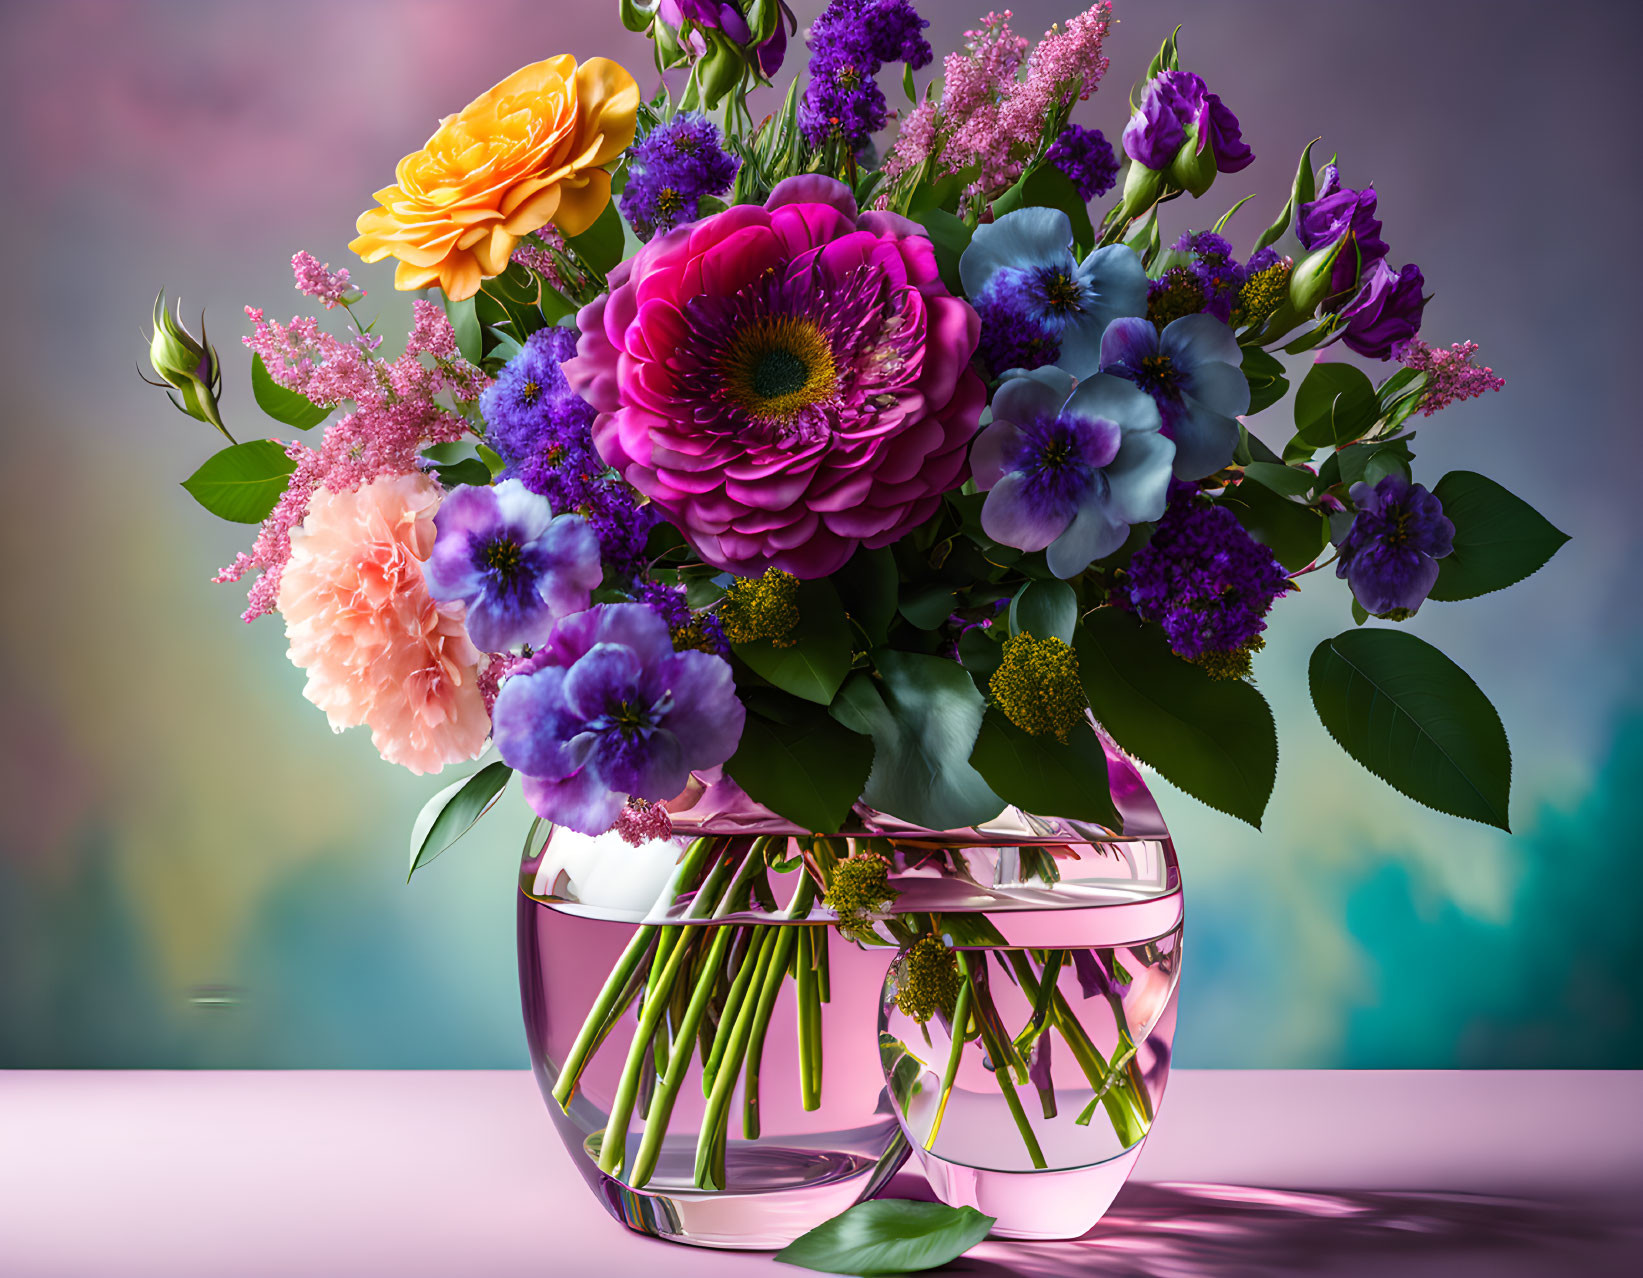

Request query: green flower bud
[
  {"left": 1167, "top": 126, "right": 1218, "bottom": 199},
  {"left": 1288, "top": 237, "right": 1347, "bottom": 316},
  {"left": 144, "top": 291, "right": 230, "bottom": 441}
]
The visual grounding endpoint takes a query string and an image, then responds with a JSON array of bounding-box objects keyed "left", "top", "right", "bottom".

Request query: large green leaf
[
  {"left": 1241, "top": 345, "right": 1290, "bottom": 415},
  {"left": 407, "top": 762, "right": 513, "bottom": 879},
  {"left": 1309, "top": 629, "right": 1511, "bottom": 829},
  {"left": 181, "top": 439, "right": 298, "bottom": 524},
  {"left": 565, "top": 198, "right": 626, "bottom": 275},
  {"left": 1009, "top": 579, "right": 1077, "bottom": 642},
  {"left": 444, "top": 294, "right": 483, "bottom": 365},
  {"left": 830, "top": 651, "right": 1005, "bottom": 831},
  {"left": 1075, "top": 610, "right": 1277, "bottom": 828},
  {"left": 1216, "top": 479, "right": 1328, "bottom": 571},
  {"left": 725, "top": 708, "right": 872, "bottom": 834},
  {"left": 1427, "top": 470, "right": 1569, "bottom": 602},
  {"left": 913, "top": 208, "right": 973, "bottom": 296},
  {"left": 251, "top": 354, "right": 329, "bottom": 430},
  {"left": 775, "top": 1200, "right": 995, "bottom": 1275},
  {"left": 833, "top": 546, "right": 898, "bottom": 646},
  {"left": 969, "top": 709, "right": 1122, "bottom": 829},
  {"left": 1240, "top": 462, "right": 1316, "bottom": 500},
  {"left": 1292, "top": 361, "right": 1377, "bottom": 450},
  {"left": 733, "top": 579, "right": 853, "bottom": 705}
]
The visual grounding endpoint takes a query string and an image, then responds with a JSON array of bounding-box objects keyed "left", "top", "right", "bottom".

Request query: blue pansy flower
[
  {"left": 960, "top": 207, "right": 1148, "bottom": 378},
  {"left": 424, "top": 479, "right": 603, "bottom": 653},
  {"left": 972, "top": 364, "right": 1174, "bottom": 578},
  {"left": 1099, "top": 313, "right": 1249, "bottom": 480}
]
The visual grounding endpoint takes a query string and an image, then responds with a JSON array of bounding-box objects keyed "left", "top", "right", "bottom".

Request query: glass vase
[{"left": 516, "top": 726, "right": 1180, "bottom": 1249}]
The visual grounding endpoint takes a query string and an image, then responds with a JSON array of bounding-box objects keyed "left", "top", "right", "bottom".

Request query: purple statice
[
  {"left": 424, "top": 480, "right": 603, "bottom": 652},
  {"left": 479, "top": 327, "right": 657, "bottom": 577},
  {"left": 1122, "top": 70, "right": 1253, "bottom": 177},
  {"left": 1126, "top": 481, "right": 1291, "bottom": 674},
  {"left": 1045, "top": 123, "right": 1118, "bottom": 200},
  {"left": 1296, "top": 164, "right": 1388, "bottom": 302},
  {"left": 618, "top": 114, "right": 739, "bottom": 239},
  {"left": 1338, "top": 259, "right": 1427, "bottom": 360},
  {"left": 634, "top": 579, "right": 729, "bottom": 655},
  {"left": 491, "top": 603, "right": 746, "bottom": 835},
  {"left": 798, "top": 0, "right": 933, "bottom": 149},
  {"left": 1335, "top": 473, "right": 1454, "bottom": 617},
  {"left": 1173, "top": 230, "right": 1244, "bottom": 323}
]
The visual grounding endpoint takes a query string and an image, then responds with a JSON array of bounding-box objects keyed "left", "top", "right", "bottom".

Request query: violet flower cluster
[
  {"left": 618, "top": 114, "right": 739, "bottom": 239},
  {"left": 798, "top": 0, "right": 932, "bottom": 149}
]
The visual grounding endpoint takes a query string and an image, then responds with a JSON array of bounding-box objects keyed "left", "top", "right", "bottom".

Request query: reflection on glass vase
[{"left": 517, "top": 726, "right": 1180, "bottom": 1249}]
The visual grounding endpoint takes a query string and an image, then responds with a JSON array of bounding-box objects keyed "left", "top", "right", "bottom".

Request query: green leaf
[
  {"left": 431, "top": 457, "right": 492, "bottom": 488},
  {"left": 407, "top": 762, "right": 513, "bottom": 879},
  {"left": 445, "top": 294, "right": 483, "bottom": 365},
  {"left": 969, "top": 709, "right": 1122, "bottom": 829},
  {"left": 913, "top": 208, "right": 973, "bottom": 296},
  {"left": 566, "top": 197, "right": 625, "bottom": 275},
  {"left": 251, "top": 354, "right": 329, "bottom": 430},
  {"left": 1216, "top": 479, "right": 1328, "bottom": 571},
  {"left": 1253, "top": 137, "right": 1320, "bottom": 254},
  {"left": 1075, "top": 610, "right": 1277, "bottom": 828},
  {"left": 830, "top": 652, "right": 1005, "bottom": 831},
  {"left": 1330, "top": 437, "right": 1415, "bottom": 491},
  {"left": 1241, "top": 461, "right": 1316, "bottom": 500},
  {"left": 725, "top": 708, "right": 873, "bottom": 834},
  {"left": 775, "top": 1200, "right": 995, "bottom": 1275},
  {"left": 1241, "top": 345, "right": 1290, "bottom": 415},
  {"left": 1293, "top": 361, "right": 1378, "bottom": 449},
  {"left": 957, "top": 625, "right": 1003, "bottom": 676},
  {"left": 992, "top": 164, "right": 1094, "bottom": 251},
  {"left": 733, "top": 579, "right": 853, "bottom": 705},
  {"left": 834, "top": 546, "right": 898, "bottom": 646},
  {"left": 1009, "top": 579, "right": 1076, "bottom": 642},
  {"left": 899, "top": 583, "right": 956, "bottom": 630},
  {"left": 1309, "top": 629, "right": 1512, "bottom": 829},
  {"left": 1427, "top": 470, "right": 1570, "bottom": 602},
  {"left": 181, "top": 439, "right": 298, "bottom": 524}
]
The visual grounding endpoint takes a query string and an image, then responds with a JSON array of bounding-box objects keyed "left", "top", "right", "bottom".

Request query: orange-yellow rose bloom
[{"left": 350, "top": 56, "right": 639, "bottom": 301}]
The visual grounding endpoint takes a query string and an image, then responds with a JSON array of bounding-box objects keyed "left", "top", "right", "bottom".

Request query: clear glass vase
[{"left": 516, "top": 727, "right": 1180, "bottom": 1249}]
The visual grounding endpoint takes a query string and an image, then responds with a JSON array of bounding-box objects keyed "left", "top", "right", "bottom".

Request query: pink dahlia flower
[
  {"left": 563, "top": 175, "right": 986, "bottom": 577},
  {"left": 279, "top": 473, "right": 491, "bottom": 775}
]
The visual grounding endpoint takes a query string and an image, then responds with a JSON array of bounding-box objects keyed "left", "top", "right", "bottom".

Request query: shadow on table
[{"left": 911, "top": 1180, "right": 1641, "bottom": 1277}]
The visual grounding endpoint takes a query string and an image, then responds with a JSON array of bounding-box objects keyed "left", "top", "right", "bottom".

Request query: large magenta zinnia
[{"left": 563, "top": 175, "right": 986, "bottom": 577}]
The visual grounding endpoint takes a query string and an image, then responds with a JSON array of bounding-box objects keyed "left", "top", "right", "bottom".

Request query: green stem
[
  {"left": 692, "top": 925, "right": 780, "bottom": 1189},
  {"left": 923, "top": 980, "right": 974, "bottom": 1151},
  {"left": 700, "top": 927, "right": 767, "bottom": 1097},
  {"left": 796, "top": 927, "right": 822, "bottom": 1111},
  {"left": 740, "top": 875, "right": 817, "bottom": 1144},
  {"left": 958, "top": 952, "right": 1046, "bottom": 1170},
  {"left": 551, "top": 923, "right": 659, "bottom": 1109}
]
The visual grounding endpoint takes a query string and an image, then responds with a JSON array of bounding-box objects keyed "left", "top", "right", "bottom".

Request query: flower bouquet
[{"left": 147, "top": 0, "right": 1566, "bottom": 1263}]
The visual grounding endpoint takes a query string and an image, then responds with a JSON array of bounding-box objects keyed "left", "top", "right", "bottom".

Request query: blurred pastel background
[{"left": 0, "top": 0, "right": 1638, "bottom": 1070}]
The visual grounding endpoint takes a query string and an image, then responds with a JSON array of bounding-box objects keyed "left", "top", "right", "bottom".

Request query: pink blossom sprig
[
  {"left": 291, "top": 251, "right": 363, "bottom": 310},
  {"left": 884, "top": 4, "right": 1112, "bottom": 209},
  {"left": 1395, "top": 339, "right": 1506, "bottom": 416},
  {"left": 222, "top": 267, "right": 491, "bottom": 622}
]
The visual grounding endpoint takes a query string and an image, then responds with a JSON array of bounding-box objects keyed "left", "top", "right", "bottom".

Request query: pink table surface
[{"left": 3, "top": 1069, "right": 1639, "bottom": 1277}]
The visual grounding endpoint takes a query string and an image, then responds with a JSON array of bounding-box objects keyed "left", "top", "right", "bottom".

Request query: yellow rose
[{"left": 350, "top": 56, "right": 638, "bottom": 301}]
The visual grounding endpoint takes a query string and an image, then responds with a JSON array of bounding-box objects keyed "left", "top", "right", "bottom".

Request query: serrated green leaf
[
  {"left": 830, "top": 652, "right": 1004, "bottom": 831},
  {"left": 1075, "top": 610, "right": 1277, "bottom": 828},
  {"left": 969, "top": 709, "right": 1121, "bottom": 829},
  {"left": 181, "top": 439, "right": 298, "bottom": 524},
  {"left": 1009, "top": 579, "right": 1076, "bottom": 642},
  {"left": 725, "top": 708, "right": 872, "bottom": 834},
  {"left": 251, "top": 354, "right": 329, "bottom": 430},
  {"left": 775, "top": 1200, "right": 995, "bottom": 1275},
  {"left": 734, "top": 579, "right": 853, "bottom": 704},
  {"left": 408, "top": 762, "right": 512, "bottom": 879},
  {"left": 1427, "top": 470, "right": 1570, "bottom": 602},
  {"left": 1309, "top": 629, "right": 1511, "bottom": 829}
]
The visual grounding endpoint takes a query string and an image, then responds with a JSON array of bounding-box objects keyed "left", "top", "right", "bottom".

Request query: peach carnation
[{"left": 279, "top": 473, "right": 490, "bottom": 775}]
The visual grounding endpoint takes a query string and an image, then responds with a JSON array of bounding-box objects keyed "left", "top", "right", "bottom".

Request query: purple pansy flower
[
  {"left": 424, "top": 480, "right": 603, "bottom": 653},
  {"left": 1099, "top": 313, "right": 1249, "bottom": 480},
  {"left": 492, "top": 604, "right": 746, "bottom": 835},
  {"left": 1122, "top": 70, "right": 1253, "bottom": 185},
  {"left": 972, "top": 364, "right": 1173, "bottom": 578},
  {"left": 1295, "top": 164, "right": 1388, "bottom": 301},
  {"left": 1334, "top": 473, "right": 1454, "bottom": 616},
  {"left": 1338, "top": 259, "right": 1428, "bottom": 360}
]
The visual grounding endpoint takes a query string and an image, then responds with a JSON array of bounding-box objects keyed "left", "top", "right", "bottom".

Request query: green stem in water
[
  {"left": 796, "top": 926, "right": 823, "bottom": 1111},
  {"left": 923, "top": 979, "right": 974, "bottom": 1152},
  {"left": 957, "top": 951, "right": 1046, "bottom": 1170},
  {"left": 740, "top": 874, "right": 817, "bottom": 1144},
  {"left": 693, "top": 926, "right": 781, "bottom": 1188},
  {"left": 551, "top": 923, "right": 659, "bottom": 1110}
]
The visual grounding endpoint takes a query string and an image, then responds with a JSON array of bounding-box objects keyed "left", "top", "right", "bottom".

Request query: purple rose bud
[
  {"left": 1296, "top": 164, "right": 1389, "bottom": 301},
  {"left": 1338, "top": 260, "right": 1428, "bottom": 360},
  {"left": 1122, "top": 70, "right": 1253, "bottom": 184},
  {"left": 1334, "top": 473, "right": 1454, "bottom": 617}
]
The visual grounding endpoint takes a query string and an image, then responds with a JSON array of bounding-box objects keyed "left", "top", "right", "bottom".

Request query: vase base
[
  {"left": 586, "top": 1139, "right": 909, "bottom": 1249},
  {"left": 914, "top": 1142, "right": 1145, "bottom": 1241}
]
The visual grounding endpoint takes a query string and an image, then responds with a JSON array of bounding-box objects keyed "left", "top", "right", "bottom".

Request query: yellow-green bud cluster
[
  {"left": 1146, "top": 267, "right": 1207, "bottom": 330},
  {"left": 989, "top": 632, "right": 1087, "bottom": 742},
  {"left": 719, "top": 568, "right": 801, "bottom": 647},
  {"left": 894, "top": 935, "right": 961, "bottom": 1024},
  {"left": 823, "top": 851, "right": 896, "bottom": 941},
  {"left": 1232, "top": 258, "right": 1293, "bottom": 329},
  {"left": 670, "top": 617, "right": 724, "bottom": 654},
  {"left": 1191, "top": 634, "right": 1265, "bottom": 681}
]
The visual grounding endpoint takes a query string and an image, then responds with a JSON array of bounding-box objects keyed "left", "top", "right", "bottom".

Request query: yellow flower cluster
[
  {"left": 894, "top": 935, "right": 962, "bottom": 1024},
  {"left": 1232, "top": 258, "right": 1294, "bottom": 329},
  {"left": 823, "top": 851, "right": 897, "bottom": 942},
  {"left": 989, "top": 632, "right": 1087, "bottom": 742},
  {"left": 718, "top": 569, "right": 802, "bottom": 647}
]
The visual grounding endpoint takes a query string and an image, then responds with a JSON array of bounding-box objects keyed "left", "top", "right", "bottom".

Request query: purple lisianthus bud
[
  {"left": 1334, "top": 473, "right": 1454, "bottom": 617},
  {"left": 1296, "top": 164, "right": 1389, "bottom": 301},
  {"left": 1122, "top": 70, "right": 1253, "bottom": 182},
  {"left": 1338, "top": 260, "right": 1427, "bottom": 360}
]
